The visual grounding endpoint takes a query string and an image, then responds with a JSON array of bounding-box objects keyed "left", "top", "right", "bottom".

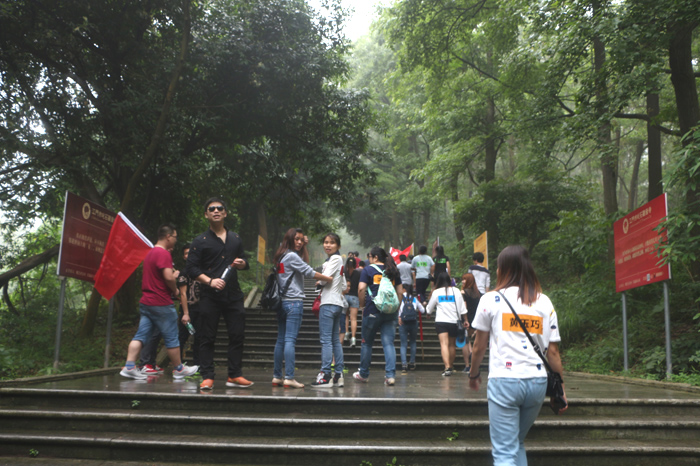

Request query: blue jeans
[
  {"left": 359, "top": 312, "right": 398, "bottom": 379},
  {"left": 487, "top": 377, "right": 547, "bottom": 466},
  {"left": 273, "top": 300, "right": 304, "bottom": 379},
  {"left": 319, "top": 304, "right": 344, "bottom": 374},
  {"left": 399, "top": 320, "right": 418, "bottom": 365},
  {"left": 133, "top": 304, "right": 179, "bottom": 348}
]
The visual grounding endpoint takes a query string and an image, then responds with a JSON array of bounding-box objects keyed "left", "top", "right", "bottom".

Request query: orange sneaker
[
  {"left": 199, "top": 379, "right": 214, "bottom": 390},
  {"left": 226, "top": 376, "right": 254, "bottom": 388}
]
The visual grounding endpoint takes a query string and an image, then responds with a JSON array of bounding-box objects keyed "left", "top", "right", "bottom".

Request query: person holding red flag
[
  {"left": 119, "top": 224, "right": 199, "bottom": 380},
  {"left": 185, "top": 197, "right": 252, "bottom": 391}
]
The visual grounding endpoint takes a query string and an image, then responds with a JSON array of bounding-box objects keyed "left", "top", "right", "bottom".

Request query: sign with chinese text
[
  {"left": 57, "top": 191, "right": 116, "bottom": 282},
  {"left": 474, "top": 231, "right": 488, "bottom": 269},
  {"left": 614, "top": 193, "right": 671, "bottom": 292}
]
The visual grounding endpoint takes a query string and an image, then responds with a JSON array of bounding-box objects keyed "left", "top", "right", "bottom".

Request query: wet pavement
[{"left": 11, "top": 368, "right": 700, "bottom": 401}]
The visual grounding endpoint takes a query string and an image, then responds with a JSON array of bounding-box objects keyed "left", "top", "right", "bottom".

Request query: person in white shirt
[
  {"left": 398, "top": 290, "right": 425, "bottom": 374},
  {"left": 469, "top": 245, "right": 567, "bottom": 465},
  {"left": 468, "top": 252, "right": 490, "bottom": 294},
  {"left": 396, "top": 254, "right": 414, "bottom": 295},
  {"left": 426, "top": 272, "right": 467, "bottom": 376},
  {"left": 411, "top": 245, "right": 435, "bottom": 303},
  {"left": 311, "top": 233, "right": 347, "bottom": 388}
]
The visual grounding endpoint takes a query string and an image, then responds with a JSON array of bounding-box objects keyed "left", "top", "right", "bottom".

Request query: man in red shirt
[{"left": 120, "top": 224, "right": 198, "bottom": 380}]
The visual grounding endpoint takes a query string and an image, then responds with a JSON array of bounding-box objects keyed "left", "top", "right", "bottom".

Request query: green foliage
[
  {"left": 29, "top": 449, "right": 39, "bottom": 458},
  {"left": 447, "top": 431, "right": 459, "bottom": 441},
  {"left": 131, "top": 400, "right": 141, "bottom": 410}
]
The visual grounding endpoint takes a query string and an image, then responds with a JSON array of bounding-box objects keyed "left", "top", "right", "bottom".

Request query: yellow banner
[
  {"left": 257, "top": 235, "right": 266, "bottom": 264},
  {"left": 474, "top": 231, "right": 488, "bottom": 269}
]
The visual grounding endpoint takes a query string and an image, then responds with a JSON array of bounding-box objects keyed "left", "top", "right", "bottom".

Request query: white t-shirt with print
[
  {"left": 426, "top": 286, "right": 467, "bottom": 323},
  {"left": 471, "top": 286, "right": 561, "bottom": 379},
  {"left": 320, "top": 254, "right": 347, "bottom": 308},
  {"left": 411, "top": 255, "right": 434, "bottom": 280}
]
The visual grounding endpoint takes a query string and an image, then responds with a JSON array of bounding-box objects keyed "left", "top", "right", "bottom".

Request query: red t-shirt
[{"left": 140, "top": 247, "right": 175, "bottom": 306}]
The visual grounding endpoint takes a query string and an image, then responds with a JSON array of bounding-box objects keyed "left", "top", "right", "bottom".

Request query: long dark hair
[
  {"left": 345, "top": 257, "right": 357, "bottom": 278},
  {"left": 461, "top": 273, "right": 480, "bottom": 298},
  {"left": 494, "top": 245, "right": 541, "bottom": 306},
  {"left": 434, "top": 272, "right": 452, "bottom": 290},
  {"left": 273, "top": 228, "right": 305, "bottom": 264},
  {"left": 369, "top": 246, "right": 400, "bottom": 283},
  {"left": 434, "top": 245, "right": 446, "bottom": 259}
]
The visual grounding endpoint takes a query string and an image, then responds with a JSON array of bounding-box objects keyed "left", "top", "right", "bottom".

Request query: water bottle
[
  {"left": 185, "top": 322, "right": 195, "bottom": 335},
  {"left": 215, "top": 264, "right": 234, "bottom": 292}
]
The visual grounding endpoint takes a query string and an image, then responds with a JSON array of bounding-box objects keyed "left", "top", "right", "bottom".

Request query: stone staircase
[
  {"left": 212, "top": 279, "right": 456, "bottom": 372},
  {"left": 1, "top": 279, "right": 700, "bottom": 465}
]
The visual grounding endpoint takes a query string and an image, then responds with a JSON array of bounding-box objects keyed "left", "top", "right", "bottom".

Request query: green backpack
[{"left": 367, "top": 264, "right": 400, "bottom": 314}]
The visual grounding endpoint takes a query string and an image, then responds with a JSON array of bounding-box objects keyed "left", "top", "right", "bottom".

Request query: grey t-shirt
[
  {"left": 411, "top": 254, "right": 434, "bottom": 280},
  {"left": 397, "top": 261, "right": 413, "bottom": 286},
  {"left": 278, "top": 250, "right": 316, "bottom": 300}
]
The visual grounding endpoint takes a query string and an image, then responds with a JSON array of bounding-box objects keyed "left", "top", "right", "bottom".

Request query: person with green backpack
[{"left": 354, "top": 247, "right": 403, "bottom": 386}]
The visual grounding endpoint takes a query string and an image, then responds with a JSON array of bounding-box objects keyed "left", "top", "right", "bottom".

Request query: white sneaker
[
  {"left": 353, "top": 371, "right": 368, "bottom": 383},
  {"left": 385, "top": 377, "right": 395, "bottom": 386},
  {"left": 173, "top": 364, "right": 199, "bottom": 379},
  {"left": 333, "top": 373, "right": 344, "bottom": 387},
  {"left": 344, "top": 333, "right": 350, "bottom": 342},
  {"left": 120, "top": 366, "right": 147, "bottom": 380},
  {"left": 350, "top": 337, "right": 356, "bottom": 348}
]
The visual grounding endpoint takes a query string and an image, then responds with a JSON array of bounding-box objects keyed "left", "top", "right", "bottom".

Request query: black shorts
[{"left": 435, "top": 322, "right": 460, "bottom": 338}]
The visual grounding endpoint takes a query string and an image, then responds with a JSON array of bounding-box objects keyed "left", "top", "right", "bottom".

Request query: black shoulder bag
[
  {"left": 260, "top": 255, "right": 296, "bottom": 314},
  {"left": 496, "top": 291, "right": 567, "bottom": 415}
]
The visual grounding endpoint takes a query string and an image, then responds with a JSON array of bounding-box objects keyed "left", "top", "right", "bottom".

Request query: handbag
[
  {"left": 260, "top": 255, "right": 296, "bottom": 313},
  {"left": 496, "top": 291, "right": 568, "bottom": 415},
  {"left": 311, "top": 294, "right": 321, "bottom": 318}
]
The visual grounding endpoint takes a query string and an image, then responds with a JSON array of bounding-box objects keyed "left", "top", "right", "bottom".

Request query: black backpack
[{"left": 401, "top": 295, "right": 417, "bottom": 322}]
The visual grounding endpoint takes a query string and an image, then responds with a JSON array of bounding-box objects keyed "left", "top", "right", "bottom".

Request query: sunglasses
[{"left": 207, "top": 205, "right": 225, "bottom": 212}]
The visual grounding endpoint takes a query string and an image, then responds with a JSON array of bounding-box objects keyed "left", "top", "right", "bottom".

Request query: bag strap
[
  {"left": 366, "top": 264, "right": 383, "bottom": 299},
  {"left": 496, "top": 290, "right": 554, "bottom": 374}
]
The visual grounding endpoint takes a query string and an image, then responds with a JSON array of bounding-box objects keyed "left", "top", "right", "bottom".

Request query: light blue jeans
[
  {"left": 319, "top": 304, "right": 344, "bottom": 374},
  {"left": 359, "top": 312, "right": 398, "bottom": 379},
  {"left": 133, "top": 304, "right": 179, "bottom": 348},
  {"left": 273, "top": 300, "right": 303, "bottom": 380},
  {"left": 487, "top": 377, "right": 547, "bottom": 466},
  {"left": 398, "top": 320, "right": 418, "bottom": 366}
]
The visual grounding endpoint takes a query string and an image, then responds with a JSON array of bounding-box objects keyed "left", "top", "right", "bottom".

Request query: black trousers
[
  {"left": 198, "top": 294, "right": 246, "bottom": 380},
  {"left": 415, "top": 278, "right": 431, "bottom": 302}
]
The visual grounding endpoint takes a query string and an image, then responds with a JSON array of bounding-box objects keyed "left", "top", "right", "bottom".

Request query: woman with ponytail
[{"left": 354, "top": 247, "right": 403, "bottom": 386}]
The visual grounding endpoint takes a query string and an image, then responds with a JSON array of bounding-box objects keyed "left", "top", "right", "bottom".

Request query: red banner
[
  {"left": 390, "top": 244, "right": 413, "bottom": 261},
  {"left": 93, "top": 213, "right": 153, "bottom": 300},
  {"left": 614, "top": 193, "right": 671, "bottom": 292},
  {"left": 57, "top": 192, "right": 116, "bottom": 282}
]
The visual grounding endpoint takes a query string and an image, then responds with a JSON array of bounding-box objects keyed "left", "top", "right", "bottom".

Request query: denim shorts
[
  {"left": 133, "top": 303, "right": 180, "bottom": 348},
  {"left": 345, "top": 295, "right": 359, "bottom": 309}
]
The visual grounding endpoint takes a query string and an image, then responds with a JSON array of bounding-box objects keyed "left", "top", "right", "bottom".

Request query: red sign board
[
  {"left": 57, "top": 191, "right": 116, "bottom": 282},
  {"left": 614, "top": 193, "right": 671, "bottom": 292}
]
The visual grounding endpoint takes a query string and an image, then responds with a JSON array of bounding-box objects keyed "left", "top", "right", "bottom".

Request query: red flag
[
  {"left": 93, "top": 212, "right": 153, "bottom": 300},
  {"left": 390, "top": 244, "right": 413, "bottom": 261}
]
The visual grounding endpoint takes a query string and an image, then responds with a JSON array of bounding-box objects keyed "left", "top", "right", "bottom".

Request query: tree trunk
[
  {"left": 391, "top": 208, "right": 400, "bottom": 247},
  {"left": 668, "top": 21, "right": 700, "bottom": 279},
  {"left": 484, "top": 96, "right": 497, "bottom": 183},
  {"left": 646, "top": 92, "right": 663, "bottom": 201},
  {"left": 0, "top": 244, "right": 59, "bottom": 289},
  {"left": 592, "top": 4, "right": 617, "bottom": 259},
  {"left": 629, "top": 140, "right": 644, "bottom": 211},
  {"left": 421, "top": 209, "right": 430, "bottom": 249},
  {"left": 451, "top": 173, "right": 465, "bottom": 269}
]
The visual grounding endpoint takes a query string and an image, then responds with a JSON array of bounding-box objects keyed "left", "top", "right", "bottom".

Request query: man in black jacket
[{"left": 186, "top": 197, "right": 252, "bottom": 390}]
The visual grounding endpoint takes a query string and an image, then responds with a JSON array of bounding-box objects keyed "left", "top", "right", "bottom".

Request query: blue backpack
[{"left": 401, "top": 296, "right": 417, "bottom": 322}]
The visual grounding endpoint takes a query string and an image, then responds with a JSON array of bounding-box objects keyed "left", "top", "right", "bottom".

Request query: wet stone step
[{"left": 1, "top": 431, "right": 699, "bottom": 466}]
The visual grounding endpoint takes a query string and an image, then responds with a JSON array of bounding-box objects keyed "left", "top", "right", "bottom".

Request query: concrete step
[
  {"left": 1, "top": 431, "right": 699, "bottom": 465},
  {"left": 2, "top": 408, "right": 699, "bottom": 441}
]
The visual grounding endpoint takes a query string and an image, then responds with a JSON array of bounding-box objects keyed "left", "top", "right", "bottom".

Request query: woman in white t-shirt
[
  {"left": 469, "top": 245, "right": 567, "bottom": 465},
  {"left": 426, "top": 272, "right": 467, "bottom": 376}
]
